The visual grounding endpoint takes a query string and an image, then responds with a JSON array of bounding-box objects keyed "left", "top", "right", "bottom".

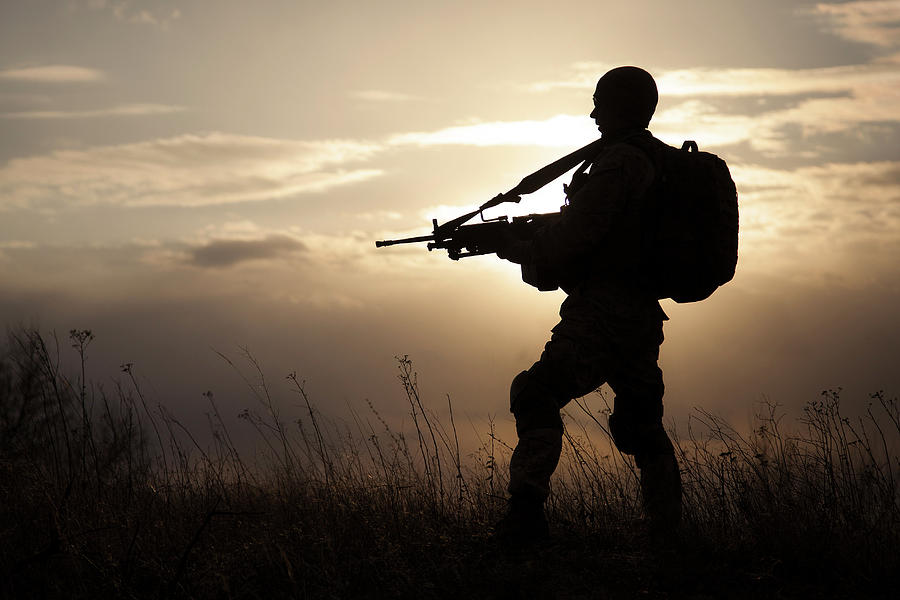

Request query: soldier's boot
[
  {"left": 636, "top": 449, "right": 682, "bottom": 539},
  {"left": 493, "top": 494, "right": 550, "bottom": 546}
]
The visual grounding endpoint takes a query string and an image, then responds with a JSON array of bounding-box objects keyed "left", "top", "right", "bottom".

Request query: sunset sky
[{"left": 2, "top": 0, "right": 899, "bottom": 445}]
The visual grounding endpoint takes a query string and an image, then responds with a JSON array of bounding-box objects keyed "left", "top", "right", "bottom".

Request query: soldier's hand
[{"left": 496, "top": 229, "right": 531, "bottom": 264}]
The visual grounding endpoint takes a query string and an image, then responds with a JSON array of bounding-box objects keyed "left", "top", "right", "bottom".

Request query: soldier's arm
[{"left": 508, "top": 144, "right": 654, "bottom": 269}]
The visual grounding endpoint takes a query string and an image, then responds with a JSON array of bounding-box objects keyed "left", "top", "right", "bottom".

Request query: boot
[
  {"left": 637, "top": 451, "right": 682, "bottom": 538},
  {"left": 493, "top": 495, "right": 550, "bottom": 546}
]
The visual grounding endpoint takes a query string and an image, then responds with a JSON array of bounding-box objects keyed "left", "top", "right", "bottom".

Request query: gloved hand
[{"left": 496, "top": 229, "right": 532, "bottom": 264}]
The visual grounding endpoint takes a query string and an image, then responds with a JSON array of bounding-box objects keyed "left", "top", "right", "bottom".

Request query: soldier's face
[{"left": 590, "top": 95, "right": 611, "bottom": 133}]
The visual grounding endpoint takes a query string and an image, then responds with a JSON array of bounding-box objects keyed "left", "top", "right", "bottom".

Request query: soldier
[{"left": 495, "top": 66, "right": 682, "bottom": 543}]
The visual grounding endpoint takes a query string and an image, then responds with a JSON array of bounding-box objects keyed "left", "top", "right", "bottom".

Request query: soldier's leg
[
  {"left": 497, "top": 368, "right": 563, "bottom": 542},
  {"left": 499, "top": 334, "right": 606, "bottom": 542},
  {"left": 606, "top": 373, "right": 668, "bottom": 458},
  {"left": 606, "top": 323, "right": 682, "bottom": 533},
  {"left": 609, "top": 384, "right": 682, "bottom": 534},
  {"left": 507, "top": 367, "right": 565, "bottom": 504}
]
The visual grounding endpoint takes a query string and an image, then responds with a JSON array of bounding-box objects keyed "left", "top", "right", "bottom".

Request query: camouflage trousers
[{"left": 508, "top": 284, "right": 668, "bottom": 501}]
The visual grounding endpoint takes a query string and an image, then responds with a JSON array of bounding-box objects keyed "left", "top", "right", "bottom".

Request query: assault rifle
[
  {"left": 376, "top": 210, "right": 565, "bottom": 290},
  {"left": 375, "top": 210, "right": 560, "bottom": 260},
  {"left": 374, "top": 137, "right": 603, "bottom": 260}
]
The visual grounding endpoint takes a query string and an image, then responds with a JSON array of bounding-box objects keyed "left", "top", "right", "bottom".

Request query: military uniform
[{"left": 502, "top": 130, "right": 678, "bottom": 511}]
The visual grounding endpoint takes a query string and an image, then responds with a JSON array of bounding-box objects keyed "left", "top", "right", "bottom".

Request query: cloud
[
  {"left": 351, "top": 90, "right": 421, "bottom": 102},
  {"left": 354, "top": 210, "right": 404, "bottom": 221},
  {"left": 0, "top": 240, "right": 36, "bottom": 262},
  {"left": 0, "top": 133, "right": 383, "bottom": 209},
  {"left": 186, "top": 234, "right": 307, "bottom": 268},
  {"left": 1, "top": 103, "right": 185, "bottom": 120},
  {"left": 0, "top": 240, "right": 36, "bottom": 249},
  {"left": 651, "top": 93, "right": 895, "bottom": 158},
  {"left": 386, "top": 83, "right": 896, "bottom": 160},
  {"left": 525, "top": 60, "right": 900, "bottom": 98},
  {"left": 388, "top": 58, "right": 899, "bottom": 159},
  {"left": 731, "top": 160, "right": 900, "bottom": 284},
  {"left": 0, "top": 92, "right": 52, "bottom": 110},
  {"left": 646, "top": 62, "right": 900, "bottom": 157},
  {"left": 809, "top": 1, "right": 900, "bottom": 47},
  {"left": 652, "top": 101, "right": 761, "bottom": 149},
  {"left": 0, "top": 65, "right": 105, "bottom": 83},
  {"left": 83, "top": 0, "right": 182, "bottom": 29},
  {"left": 131, "top": 220, "right": 382, "bottom": 277},
  {"left": 389, "top": 114, "right": 596, "bottom": 148},
  {"left": 656, "top": 63, "right": 900, "bottom": 97}
]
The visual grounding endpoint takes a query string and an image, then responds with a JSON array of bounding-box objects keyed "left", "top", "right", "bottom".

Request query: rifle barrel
[{"left": 375, "top": 234, "right": 436, "bottom": 247}]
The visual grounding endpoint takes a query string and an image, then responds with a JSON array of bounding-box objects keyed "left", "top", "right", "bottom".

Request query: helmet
[{"left": 592, "top": 66, "right": 658, "bottom": 130}]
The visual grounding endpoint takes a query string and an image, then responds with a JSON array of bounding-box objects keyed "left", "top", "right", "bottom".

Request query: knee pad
[
  {"left": 608, "top": 411, "right": 642, "bottom": 455},
  {"left": 510, "top": 370, "right": 531, "bottom": 414},
  {"left": 608, "top": 404, "right": 671, "bottom": 457},
  {"left": 510, "top": 369, "right": 563, "bottom": 433}
]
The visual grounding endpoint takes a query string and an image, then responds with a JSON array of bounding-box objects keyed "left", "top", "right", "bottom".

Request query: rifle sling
[{"left": 438, "top": 138, "right": 604, "bottom": 235}]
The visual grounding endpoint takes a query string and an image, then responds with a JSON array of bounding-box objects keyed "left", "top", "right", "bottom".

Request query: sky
[{"left": 1, "top": 0, "right": 899, "bottom": 450}]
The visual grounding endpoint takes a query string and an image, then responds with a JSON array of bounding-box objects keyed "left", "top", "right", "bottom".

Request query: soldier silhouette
[{"left": 494, "top": 66, "right": 682, "bottom": 543}]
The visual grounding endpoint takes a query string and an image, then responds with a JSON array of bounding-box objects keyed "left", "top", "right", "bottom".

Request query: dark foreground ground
[
  {"left": 3, "top": 483, "right": 896, "bottom": 600},
  {"left": 2, "top": 331, "right": 898, "bottom": 598}
]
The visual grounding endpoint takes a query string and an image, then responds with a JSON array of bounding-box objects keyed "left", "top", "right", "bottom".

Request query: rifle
[
  {"left": 374, "top": 137, "right": 603, "bottom": 260},
  {"left": 375, "top": 211, "right": 560, "bottom": 260}
]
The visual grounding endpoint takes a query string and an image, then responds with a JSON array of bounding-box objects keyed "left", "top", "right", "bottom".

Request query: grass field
[{"left": 1, "top": 328, "right": 898, "bottom": 599}]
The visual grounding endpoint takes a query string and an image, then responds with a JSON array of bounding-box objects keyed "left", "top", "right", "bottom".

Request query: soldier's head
[{"left": 590, "top": 66, "right": 658, "bottom": 135}]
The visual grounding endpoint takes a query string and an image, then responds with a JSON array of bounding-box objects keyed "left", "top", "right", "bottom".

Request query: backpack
[{"left": 629, "top": 136, "right": 739, "bottom": 303}]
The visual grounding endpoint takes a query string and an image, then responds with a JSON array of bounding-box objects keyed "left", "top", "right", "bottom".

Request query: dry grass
[{"left": 1, "top": 328, "right": 898, "bottom": 599}]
